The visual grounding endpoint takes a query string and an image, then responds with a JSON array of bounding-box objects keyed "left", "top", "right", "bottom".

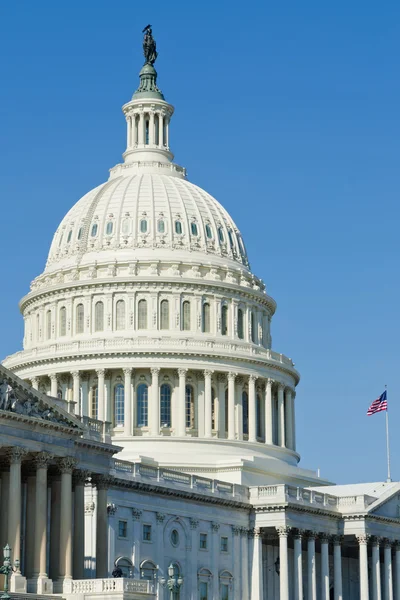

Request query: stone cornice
[{"left": 254, "top": 503, "right": 342, "bottom": 521}]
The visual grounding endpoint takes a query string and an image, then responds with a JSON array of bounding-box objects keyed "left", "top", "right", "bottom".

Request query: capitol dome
[{"left": 3, "top": 44, "right": 311, "bottom": 488}]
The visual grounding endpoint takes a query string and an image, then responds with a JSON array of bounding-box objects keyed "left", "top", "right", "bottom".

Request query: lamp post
[
  {"left": 0, "top": 544, "right": 19, "bottom": 600},
  {"left": 160, "top": 563, "right": 183, "bottom": 600}
]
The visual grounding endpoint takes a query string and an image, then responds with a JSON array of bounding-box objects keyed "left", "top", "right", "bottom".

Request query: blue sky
[{"left": 0, "top": 0, "right": 399, "bottom": 485}]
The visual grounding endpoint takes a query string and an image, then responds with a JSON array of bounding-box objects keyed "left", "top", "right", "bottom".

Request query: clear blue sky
[{"left": 1, "top": 0, "right": 399, "bottom": 485}]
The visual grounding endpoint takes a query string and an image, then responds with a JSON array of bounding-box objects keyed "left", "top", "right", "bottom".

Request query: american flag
[{"left": 367, "top": 390, "right": 388, "bottom": 416}]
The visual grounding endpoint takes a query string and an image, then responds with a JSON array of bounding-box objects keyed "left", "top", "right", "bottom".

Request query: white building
[{"left": 1, "top": 28, "right": 399, "bottom": 600}]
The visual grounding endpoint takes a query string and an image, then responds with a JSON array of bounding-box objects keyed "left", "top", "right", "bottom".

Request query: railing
[
  {"left": 110, "top": 460, "right": 249, "bottom": 503},
  {"left": 81, "top": 416, "right": 112, "bottom": 443},
  {"left": 65, "top": 578, "right": 155, "bottom": 595}
]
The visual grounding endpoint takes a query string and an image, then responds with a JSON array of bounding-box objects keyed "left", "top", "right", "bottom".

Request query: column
[
  {"left": 394, "top": 542, "right": 400, "bottom": 600},
  {"left": 49, "top": 475, "right": 61, "bottom": 581},
  {"left": 150, "top": 368, "right": 160, "bottom": 436},
  {"left": 31, "top": 376, "right": 39, "bottom": 390},
  {"left": 158, "top": 113, "right": 164, "bottom": 147},
  {"left": 293, "top": 530, "right": 304, "bottom": 600},
  {"left": 7, "top": 447, "right": 27, "bottom": 567},
  {"left": 71, "top": 371, "right": 80, "bottom": 415},
  {"left": 236, "top": 376, "right": 244, "bottom": 440},
  {"left": 58, "top": 457, "right": 77, "bottom": 583},
  {"left": 277, "top": 384, "right": 286, "bottom": 447},
  {"left": 0, "top": 471, "right": 10, "bottom": 550},
  {"left": 155, "top": 513, "right": 165, "bottom": 587},
  {"left": 94, "top": 475, "right": 111, "bottom": 578},
  {"left": 277, "top": 527, "right": 290, "bottom": 600},
  {"left": 96, "top": 369, "right": 105, "bottom": 421},
  {"left": 240, "top": 528, "right": 249, "bottom": 599},
  {"left": 33, "top": 452, "right": 52, "bottom": 589},
  {"left": 371, "top": 537, "right": 382, "bottom": 600},
  {"left": 217, "top": 374, "right": 226, "bottom": 438},
  {"left": 124, "top": 368, "right": 133, "bottom": 436},
  {"left": 320, "top": 533, "right": 330, "bottom": 600},
  {"left": 333, "top": 535, "right": 343, "bottom": 600},
  {"left": 285, "top": 387, "right": 294, "bottom": 450},
  {"left": 227, "top": 372, "right": 236, "bottom": 440},
  {"left": 190, "top": 519, "right": 199, "bottom": 600},
  {"left": 384, "top": 540, "right": 394, "bottom": 600},
  {"left": 204, "top": 370, "right": 213, "bottom": 438},
  {"left": 177, "top": 368, "right": 187, "bottom": 437},
  {"left": 105, "top": 374, "right": 111, "bottom": 424},
  {"left": 50, "top": 373, "right": 58, "bottom": 397},
  {"left": 139, "top": 112, "right": 144, "bottom": 144},
  {"left": 248, "top": 375, "right": 257, "bottom": 443},
  {"left": 25, "top": 470, "right": 35, "bottom": 580},
  {"left": 132, "top": 508, "right": 142, "bottom": 578},
  {"left": 307, "top": 532, "right": 317, "bottom": 600},
  {"left": 165, "top": 116, "right": 169, "bottom": 147},
  {"left": 73, "top": 471, "right": 87, "bottom": 580},
  {"left": 292, "top": 390, "right": 297, "bottom": 451},
  {"left": 81, "top": 374, "right": 89, "bottom": 416},
  {"left": 265, "top": 378, "right": 273, "bottom": 445},
  {"left": 211, "top": 523, "right": 220, "bottom": 597},
  {"left": 127, "top": 115, "right": 131, "bottom": 148},
  {"left": 357, "top": 534, "right": 370, "bottom": 600},
  {"left": 149, "top": 111, "right": 155, "bottom": 145}
]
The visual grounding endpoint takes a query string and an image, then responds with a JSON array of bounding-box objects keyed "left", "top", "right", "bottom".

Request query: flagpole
[{"left": 385, "top": 385, "right": 392, "bottom": 482}]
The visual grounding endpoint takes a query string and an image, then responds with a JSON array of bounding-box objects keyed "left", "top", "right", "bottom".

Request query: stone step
[{"left": 8, "top": 594, "right": 65, "bottom": 600}]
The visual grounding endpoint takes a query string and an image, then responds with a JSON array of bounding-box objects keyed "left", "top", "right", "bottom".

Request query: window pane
[
  {"left": 137, "top": 384, "right": 148, "bottom": 427},
  {"left": 116, "top": 300, "right": 126, "bottom": 330},
  {"left": 191, "top": 222, "right": 198, "bottom": 236},
  {"left": 205, "top": 224, "right": 212, "bottom": 239},
  {"left": 199, "top": 582, "right": 208, "bottom": 600},
  {"left": 143, "top": 524, "right": 152, "bottom": 541},
  {"left": 138, "top": 300, "right": 147, "bottom": 329},
  {"left": 95, "top": 301, "right": 104, "bottom": 332},
  {"left": 77, "top": 227, "right": 82, "bottom": 240},
  {"left": 218, "top": 227, "right": 224, "bottom": 242},
  {"left": 185, "top": 385, "right": 194, "bottom": 428},
  {"left": 92, "top": 387, "right": 98, "bottom": 419},
  {"left": 237, "top": 309, "right": 244, "bottom": 340},
  {"left": 221, "top": 305, "right": 228, "bottom": 335},
  {"left": 242, "top": 391, "right": 249, "bottom": 435},
  {"left": 59, "top": 307, "right": 66, "bottom": 336},
  {"left": 182, "top": 301, "right": 190, "bottom": 331},
  {"left": 76, "top": 303, "right": 84, "bottom": 334},
  {"left": 160, "top": 299, "right": 169, "bottom": 330},
  {"left": 158, "top": 220, "right": 165, "bottom": 233},
  {"left": 221, "top": 584, "right": 229, "bottom": 600},
  {"left": 114, "top": 384, "right": 125, "bottom": 427},
  {"left": 251, "top": 311, "right": 255, "bottom": 343},
  {"left": 228, "top": 230, "right": 234, "bottom": 248},
  {"left": 202, "top": 303, "right": 210, "bottom": 333},
  {"left": 175, "top": 221, "right": 182, "bottom": 234},
  {"left": 200, "top": 533, "right": 208, "bottom": 549},
  {"left": 140, "top": 219, "right": 147, "bottom": 233},
  {"left": 160, "top": 384, "right": 171, "bottom": 427},
  {"left": 91, "top": 223, "right": 98, "bottom": 237},
  {"left": 67, "top": 230, "right": 72, "bottom": 243},
  {"left": 118, "top": 520, "right": 127, "bottom": 538},
  {"left": 106, "top": 221, "right": 113, "bottom": 235}
]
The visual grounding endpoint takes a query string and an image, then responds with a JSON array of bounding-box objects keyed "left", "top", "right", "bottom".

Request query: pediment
[
  {"left": 366, "top": 485, "right": 400, "bottom": 519},
  {"left": 0, "top": 363, "right": 83, "bottom": 430}
]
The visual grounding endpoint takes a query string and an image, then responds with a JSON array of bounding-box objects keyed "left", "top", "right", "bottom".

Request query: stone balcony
[{"left": 63, "top": 577, "right": 155, "bottom": 599}]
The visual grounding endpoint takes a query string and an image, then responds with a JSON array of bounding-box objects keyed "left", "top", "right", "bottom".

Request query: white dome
[{"left": 45, "top": 171, "right": 250, "bottom": 275}]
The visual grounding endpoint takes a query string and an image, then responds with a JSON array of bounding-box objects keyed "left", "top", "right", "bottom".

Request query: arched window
[
  {"left": 140, "top": 219, "right": 147, "bottom": 233},
  {"left": 237, "top": 308, "right": 244, "bottom": 340},
  {"left": 160, "top": 299, "right": 169, "bottom": 330},
  {"left": 160, "top": 383, "right": 171, "bottom": 427},
  {"left": 36, "top": 313, "right": 40, "bottom": 340},
  {"left": 115, "top": 557, "right": 133, "bottom": 578},
  {"left": 221, "top": 305, "right": 228, "bottom": 336},
  {"left": 191, "top": 222, "right": 198, "bottom": 236},
  {"left": 182, "top": 301, "right": 190, "bottom": 331},
  {"left": 76, "top": 303, "right": 84, "bottom": 334},
  {"left": 218, "top": 227, "right": 224, "bottom": 243},
  {"left": 205, "top": 224, "right": 212, "bottom": 239},
  {"left": 91, "top": 386, "right": 98, "bottom": 420},
  {"left": 122, "top": 218, "right": 131, "bottom": 234},
  {"left": 59, "top": 307, "right": 67, "bottom": 336},
  {"left": 256, "top": 394, "right": 261, "bottom": 439},
  {"left": 211, "top": 387, "right": 216, "bottom": 430},
  {"left": 106, "top": 221, "right": 113, "bottom": 235},
  {"left": 145, "top": 118, "right": 149, "bottom": 145},
  {"left": 175, "top": 221, "right": 182, "bottom": 234},
  {"left": 228, "top": 230, "right": 234, "bottom": 249},
  {"left": 95, "top": 301, "right": 104, "bottom": 332},
  {"left": 140, "top": 560, "right": 157, "bottom": 580},
  {"left": 91, "top": 223, "right": 98, "bottom": 237},
  {"left": 137, "top": 384, "right": 148, "bottom": 427},
  {"left": 225, "top": 388, "right": 228, "bottom": 434},
  {"left": 138, "top": 299, "right": 147, "bottom": 330},
  {"left": 114, "top": 383, "right": 124, "bottom": 427},
  {"left": 116, "top": 300, "right": 125, "bottom": 331},
  {"left": 202, "top": 302, "right": 210, "bottom": 333},
  {"left": 242, "top": 391, "right": 249, "bottom": 435},
  {"left": 185, "top": 385, "right": 194, "bottom": 428},
  {"left": 46, "top": 310, "right": 52, "bottom": 340},
  {"left": 77, "top": 227, "right": 83, "bottom": 240},
  {"left": 67, "top": 230, "right": 72, "bottom": 243},
  {"left": 158, "top": 220, "right": 165, "bottom": 233},
  {"left": 251, "top": 311, "right": 255, "bottom": 343}
]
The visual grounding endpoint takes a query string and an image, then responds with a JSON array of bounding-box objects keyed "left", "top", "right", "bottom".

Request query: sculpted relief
[{"left": 0, "top": 379, "right": 61, "bottom": 423}]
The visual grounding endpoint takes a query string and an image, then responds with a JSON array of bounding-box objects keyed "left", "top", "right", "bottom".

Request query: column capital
[
  {"left": 383, "top": 537, "right": 393, "bottom": 549},
  {"left": 227, "top": 371, "right": 237, "bottom": 382},
  {"left": 156, "top": 512, "right": 166, "bottom": 524},
  {"left": 277, "top": 382, "right": 285, "bottom": 392},
  {"left": 306, "top": 530, "right": 318, "bottom": 540},
  {"left": 96, "top": 368, "right": 105, "bottom": 377},
  {"left": 178, "top": 368, "right": 188, "bottom": 378},
  {"left": 132, "top": 507, "right": 143, "bottom": 521},
  {"left": 293, "top": 528, "right": 306, "bottom": 540},
  {"left": 85, "top": 501, "right": 95, "bottom": 515},
  {"left": 123, "top": 367, "right": 132, "bottom": 378},
  {"left": 370, "top": 535, "right": 383, "bottom": 547},
  {"left": 332, "top": 534, "right": 344, "bottom": 546},
  {"left": 57, "top": 456, "right": 78, "bottom": 474},
  {"left": 356, "top": 534, "right": 370, "bottom": 545},
  {"left": 31, "top": 376, "right": 39, "bottom": 386},
  {"left": 217, "top": 373, "right": 226, "bottom": 383},
  {"left": 72, "top": 469, "right": 89, "bottom": 487},
  {"left": 71, "top": 371, "right": 80, "bottom": 379},
  {"left": 189, "top": 518, "right": 199, "bottom": 529},
  {"left": 211, "top": 522, "right": 220, "bottom": 533},
  {"left": 250, "top": 527, "right": 262, "bottom": 539},
  {"left": 277, "top": 526, "right": 291, "bottom": 538},
  {"left": 34, "top": 451, "right": 53, "bottom": 469},
  {"left": 203, "top": 369, "right": 214, "bottom": 378},
  {"left": 319, "top": 532, "right": 330, "bottom": 543},
  {"left": 7, "top": 446, "right": 28, "bottom": 464},
  {"left": 265, "top": 377, "right": 274, "bottom": 388},
  {"left": 150, "top": 367, "right": 160, "bottom": 376},
  {"left": 92, "top": 474, "right": 113, "bottom": 490},
  {"left": 107, "top": 503, "right": 118, "bottom": 516},
  {"left": 231, "top": 525, "right": 240, "bottom": 536},
  {"left": 240, "top": 527, "right": 249, "bottom": 537},
  {"left": 249, "top": 374, "right": 257, "bottom": 384},
  {"left": 49, "top": 373, "right": 58, "bottom": 382}
]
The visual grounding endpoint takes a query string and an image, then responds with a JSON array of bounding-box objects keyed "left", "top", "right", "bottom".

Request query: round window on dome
[
  {"left": 218, "top": 227, "right": 224, "bottom": 243},
  {"left": 175, "top": 221, "right": 182, "bottom": 235},
  {"left": 140, "top": 219, "right": 148, "bottom": 234},
  {"left": 91, "top": 223, "right": 98, "bottom": 237},
  {"left": 158, "top": 220, "right": 165, "bottom": 234},
  {"left": 170, "top": 529, "right": 179, "bottom": 547},
  {"left": 67, "top": 230, "right": 72, "bottom": 243},
  {"left": 106, "top": 221, "right": 113, "bottom": 235},
  {"left": 205, "top": 224, "right": 213, "bottom": 239},
  {"left": 191, "top": 222, "right": 198, "bottom": 236}
]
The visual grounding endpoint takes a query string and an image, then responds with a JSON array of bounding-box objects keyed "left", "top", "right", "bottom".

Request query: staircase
[{"left": 8, "top": 594, "right": 65, "bottom": 599}]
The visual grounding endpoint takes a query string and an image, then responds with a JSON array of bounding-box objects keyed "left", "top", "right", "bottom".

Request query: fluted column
[
  {"left": 320, "top": 533, "right": 330, "bottom": 600},
  {"left": 204, "top": 370, "right": 213, "bottom": 438},
  {"left": 394, "top": 542, "right": 400, "bottom": 600},
  {"left": 73, "top": 471, "right": 87, "bottom": 580},
  {"left": 94, "top": 475, "right": 111, "bottom": 578},
  {"left": 307, "top": 532, "right": 317, "bottom": 600},
  {"left": 332, "top": 535, "right": 343, "bottom": 600},
  {"left": 285, "top": 387, "right": 294, "bottom": 450},
  {"left": 158, "top": 113, "right": 164, "bottom": 147},
  {"left": 33, "top": 452, "right": 53, "bottom": 579},
  {"left": 248, "top": 375, "right": 257, "bottom": 442},
  {"left": 149, "top": 111, "right": 155, "bottom": 145},
  {"left": 278, "top": 384, "right": 286, "bottom": 447},
  {"left": 7, "top": 447, "right": 27, "bottom": 569},
  {"left": 96, "top": 369, "right": 105, "bottom": 421},
  {"left": 177, "top": 368, "right": 187, "bottom": 437},
  {"left": 49, "top": 475, "right": 61, "bottom": 580},
  {"left": 292, "top": 390, "right": 297, "bottom": 451},
  {"left": 384, "top": 540, "right": 394, "bottom": 600},
  {"left": 372, "top": 537, "right": 382, "bottom": 600},
  {"left": 217, "top": 374, "right": 226, "bottom": 438},
  {"left": 150, "top": 367, "right": 160, "bottom": 435},
  {"left": 122, "top": 368, "right": 132, "bottom": 435},
  {"left": 293, "top": 530, "right": 304, "bottom": 600},
  {"left": 264, "top": 378, "right": 273, "bottom": 445},
  {"left": 139, "top": 112, "right": 144, "bottom": 144},
  {"left": 24, "top": 470, "right": 35, "bottom": 579},
  {"left": 278, "top": 527, "right": 290, "bottom": 600},
  {"left": 50, "top": 373, "right": 58, "bottom": 398},
  {"left": 227, "top": 372, "right": 236, "bottom": 440},
  {"left": 31, "top": 377, "right": 39, "bottom": 390},
  {"left": 357, "top": 534, "right": 370, "bottom": 600},
  {"left": 58, "top": 457, "right": 77, "bottom": 582},
  {"left": 71, "top": 371, "right": 80, "bottom": 415},
  {"left": 240, "top": 528, "right": 249, "bottom": 599}
]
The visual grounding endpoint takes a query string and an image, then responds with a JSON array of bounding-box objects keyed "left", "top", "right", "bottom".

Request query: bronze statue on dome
[{"left": 142, "top": 24, "right": 158, "bottom": 66}]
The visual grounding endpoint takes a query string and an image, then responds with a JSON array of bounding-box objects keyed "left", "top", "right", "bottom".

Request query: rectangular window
[
  {"left": 118, "top": 520, "right": 127, "bottom": 538},
  {"left": 220, "top": 536, "right": 228, "bottom": 552},
  {"left": 199, "top": 533, "right": 208, "bottom": 550},
  {"left": 221, "top": 583, "right": 229, "bottom": 600},
  {"left": 143, "top": 524, "right": 152, "bottom": 542},
  {"left": 199, "top": 581, "right": 208, "bottom": 600}
]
